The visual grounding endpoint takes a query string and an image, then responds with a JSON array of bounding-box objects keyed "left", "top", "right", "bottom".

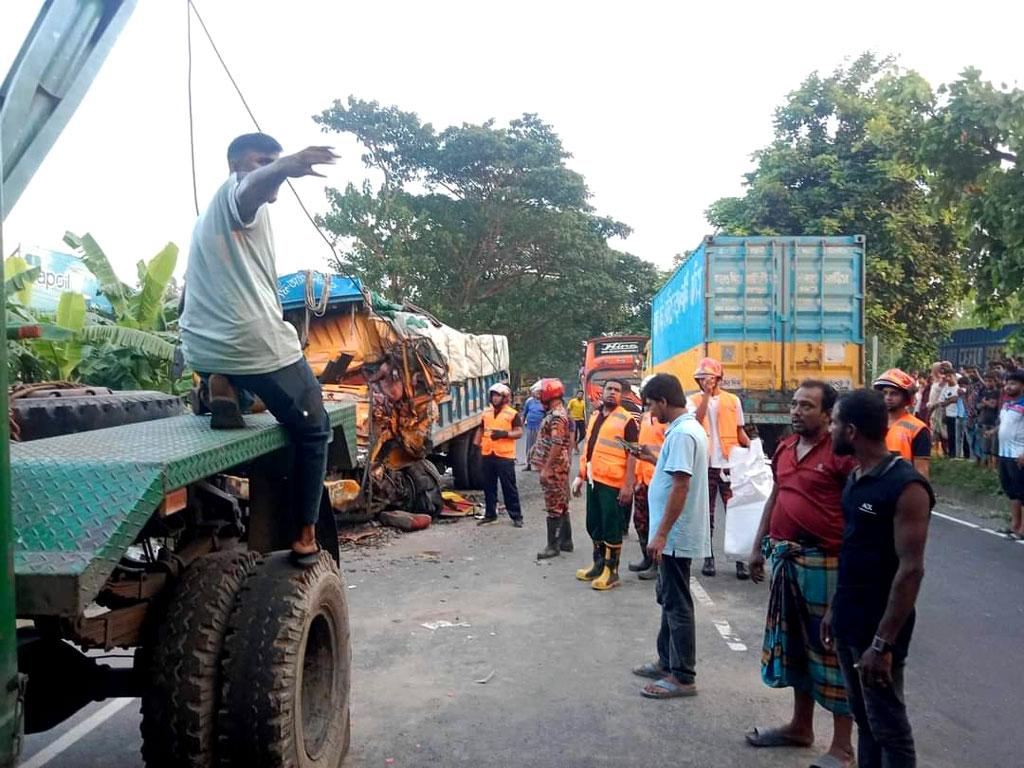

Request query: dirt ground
[{"left": 340, "top": 469, "right": 858, "bottom": 768}]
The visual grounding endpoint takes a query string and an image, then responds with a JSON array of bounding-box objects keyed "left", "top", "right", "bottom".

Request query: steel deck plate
[{"left": 12, "top": 402, "right": 355, "bottom": 616}]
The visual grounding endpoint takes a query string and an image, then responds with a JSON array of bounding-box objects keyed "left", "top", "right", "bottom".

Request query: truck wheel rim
[{"left": 301, "top": 609, "right": 338, "bottom": 759}]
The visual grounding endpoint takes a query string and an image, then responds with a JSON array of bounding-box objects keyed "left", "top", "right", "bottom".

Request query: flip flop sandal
[
  {"left": 640, "top": 678, "right": 697, "bottom": 699},
  {"left": 745, "top": 726, "right": 814, "bottom": 748},
  {"left": 632, "top": 662, "right": 667, "bottom": 680},
  {"left": 289, "top": 547, "right": 322, "bottom": 569}
]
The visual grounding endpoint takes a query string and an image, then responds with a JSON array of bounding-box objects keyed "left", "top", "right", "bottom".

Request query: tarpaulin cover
[{"left": 278, "top": 270, "right": 364, "bottom": 311}]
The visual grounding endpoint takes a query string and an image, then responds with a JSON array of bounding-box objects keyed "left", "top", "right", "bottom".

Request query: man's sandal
[{"left": 640, "top": 678, "right": 697, "bottom": 699}]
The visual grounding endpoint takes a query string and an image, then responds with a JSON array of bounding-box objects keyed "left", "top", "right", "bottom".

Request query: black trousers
[
  {"left": 220, "top": 359, "right": 330, "bottom": 527},
  {"left": 836, "top": 643, "right": 916, "bottom": 768},
  {"left": 655, "top": 555, "right": 696, "bottom": 684},
  {"left": 943, "top": 416, "right": 957, "bottom": 457},
  {"left": 482, "top": 455, "right": 522, "bottom": 520}
]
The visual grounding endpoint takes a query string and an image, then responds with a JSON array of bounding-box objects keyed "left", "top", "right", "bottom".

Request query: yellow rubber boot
[
  {"left": 591, "top": 543, "right": 622, "bottom": 591},
  {"left": 576, "top": 541, "right": 604, "bottom": 581}
]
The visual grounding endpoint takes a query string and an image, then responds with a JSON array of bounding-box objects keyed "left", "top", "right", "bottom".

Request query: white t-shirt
[
  {"left": 938, "top": 384, "right": 960, "bottom": 418},
  {"left": 180, "top": 174, "right": 303, "bottom": 375},
  {"left": 687, "top": 394, "right": 745, "bottom": 468},
  {"left": 997, "top": 399, "right": 1024, "bottom": 459}
]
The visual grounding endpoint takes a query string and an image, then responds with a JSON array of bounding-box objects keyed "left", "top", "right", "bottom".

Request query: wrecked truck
[{"left": 277, "top": 271, "right": 510, "bottom": 522}]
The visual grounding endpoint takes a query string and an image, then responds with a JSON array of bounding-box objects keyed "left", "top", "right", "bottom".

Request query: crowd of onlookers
[{"left": 910, "top": 357, "right": 1023, "bottom": 467}]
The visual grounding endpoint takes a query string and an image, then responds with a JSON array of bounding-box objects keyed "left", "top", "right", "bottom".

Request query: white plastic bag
[{"left": 723, "top": 439, "right": 774, "bottom": 557}]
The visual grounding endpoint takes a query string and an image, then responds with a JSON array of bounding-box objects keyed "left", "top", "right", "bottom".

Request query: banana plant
[{"left": 62, "top": 232, "right": 178, "bottom": 331}]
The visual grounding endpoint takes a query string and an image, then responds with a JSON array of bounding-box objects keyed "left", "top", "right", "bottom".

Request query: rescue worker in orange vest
[
  {"left": 873, "top": 368, "right": 932, "bottom": 478},
  {"left": 628, "top": 375, "right": 667, "bottom": 580},
  {"left": 475, "top": 382, "right": 525, "bottom": 527},
  {"left": 687, "top": 357, "right": 751, "bottom": 579},
  {"left": 571, "top": 378, "right": 639, "bottom": 590}
]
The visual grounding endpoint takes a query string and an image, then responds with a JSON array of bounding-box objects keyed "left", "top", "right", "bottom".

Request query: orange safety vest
[
  {"left": 481, "top": 405, "right": 518, "bottom": 459},
  {"left": 885, "top": 411, "right": 930, "bottom": 461},
  {"left": 687, "top": 390, "right": 742, "bottom": 461},
  {"left": 579, "top": 406, "right": 633, "bottom": 488},
  {"left": 635, "top": 412, "right": 667, "bottom": 486}
]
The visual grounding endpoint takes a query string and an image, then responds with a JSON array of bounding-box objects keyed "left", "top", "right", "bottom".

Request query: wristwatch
[{"left": 870, "top": 635, "right": 894, "bottom": 654}]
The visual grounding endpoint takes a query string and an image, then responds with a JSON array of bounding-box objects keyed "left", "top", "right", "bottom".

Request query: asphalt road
[{"left": 20, "top": 467, "right": 1024, "bottom": 767}]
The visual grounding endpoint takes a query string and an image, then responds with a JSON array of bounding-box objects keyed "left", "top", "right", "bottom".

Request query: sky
[{"left": 3, "top": 0, "right": 1024, "bottom": 285}]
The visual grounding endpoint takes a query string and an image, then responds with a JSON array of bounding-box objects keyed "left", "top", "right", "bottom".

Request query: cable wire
[
  {"left": 186, "top": 1, "right": 199, "bottom": 216},
  {"left": 185, "top": 0, "right": 337, "bottom": 260}
]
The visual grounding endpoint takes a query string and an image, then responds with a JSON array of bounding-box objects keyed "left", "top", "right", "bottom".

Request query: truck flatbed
[{"left": 12, "top": 402, "right": 356, "bottom": 616}]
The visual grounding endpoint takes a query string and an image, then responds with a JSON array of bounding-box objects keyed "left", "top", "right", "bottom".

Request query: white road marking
[
  {"left": 933, "top": 510, "right": 1024, "bottom": 542},
  {"left": 689, "top": 578, "right": 715, "bottom": 608},
  {"left": 932, "top": 511, "right": 978, "bottom": 529},
  {"left": 691, "top": 578, "right": 748, "bottom": 651},
  {"left": 713, "top": 620, "right": 748, "bottom": 652},
  {"left": 21, "top": 698, "right": 135, "bottom": 768}
]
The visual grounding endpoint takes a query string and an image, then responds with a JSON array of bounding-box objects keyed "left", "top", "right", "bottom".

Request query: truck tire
[
  {"left": 449, "top": 433, "right": 470, "bottom": 490},
  {"left": 219, "top": 552, "right": 351, "bottom": 768},
  {"left": 139, "top": 549, "right": 260, "bottom": 768},
  {"left": 404, "top": 459, "right": 444, "bottom": 517},
  {"left": 466, "top": 440, "right": 485, "bottom": 490},
  {"left": 12, "top": 390, "right": 184, "bottom": 441}
]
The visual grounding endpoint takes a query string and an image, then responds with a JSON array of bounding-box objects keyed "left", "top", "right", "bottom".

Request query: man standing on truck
[
  {"left": 572, "top": 379, "right": 638, "bottom": 590},
  {"left": 534, "top": 379, "right": 575, "bottom": 559},
  {"left": 180, "top": 133, "right": 337, "bottom": 567},
  {"left": 686, "top": 357, "right": 751, "bottom": 579},
  {"left": 476, "top": 383, "right": 524, "bottom": 527},
  {"left": 873, "top": 368, "right": 932, "bottom": 478},
  {"left": 745, "top": 381, "right": 856, "bottom": 768}
]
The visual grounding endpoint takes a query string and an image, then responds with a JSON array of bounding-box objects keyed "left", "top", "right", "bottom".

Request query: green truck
[{"left": 2, "top": 3, "right": 353, "bottom": 765}]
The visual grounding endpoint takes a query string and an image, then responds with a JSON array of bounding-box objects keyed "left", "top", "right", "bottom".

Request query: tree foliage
[
  {"left": 707, "top": 54, "right": 967, "bottom": 367},
  {"left": 315, "top": 98, "right": 659, "bottom": 378},
  {"left": 921, "top": 68, "right": 1024, "bottom": 323}
]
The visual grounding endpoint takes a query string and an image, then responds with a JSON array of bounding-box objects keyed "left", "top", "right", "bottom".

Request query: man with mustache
[
  {"left": 745, "top": 381, "right": 857, "bottom": 768},
  {"left": 572, "top": 379, "right": 638, "bottom": 590}
]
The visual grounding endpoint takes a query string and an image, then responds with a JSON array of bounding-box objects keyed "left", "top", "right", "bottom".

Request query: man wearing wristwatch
[{"left": 824, "top": 389, "right": 934, "bottom": 768}]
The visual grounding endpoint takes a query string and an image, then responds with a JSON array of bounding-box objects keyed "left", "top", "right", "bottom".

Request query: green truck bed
[{"left": 12, "top": 402, "right": 356, "bottom": 617}]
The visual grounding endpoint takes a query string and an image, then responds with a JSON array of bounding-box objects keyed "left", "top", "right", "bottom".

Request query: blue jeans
[{"left": 218, "top": 359, "right": 331, "bottom": 527}]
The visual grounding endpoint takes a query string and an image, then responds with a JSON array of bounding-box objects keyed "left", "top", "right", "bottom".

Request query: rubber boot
[
  {"left": 628, "top": 542, "right": 653, "bottom": 572},
  {"left": 207, "top": 374, "right": 245, "bottom": 429},
  {"left": 559, "top": 514, "right": 574, "bottom": 552},
  {"left": 592, "top": 543, "right": 622, "bottom": 590},
  {"left": 576, "top": 541, "right": 604, "bottom": 581},
  {"left": 537, "top": 518, "right": 561, "bottom": 560}
]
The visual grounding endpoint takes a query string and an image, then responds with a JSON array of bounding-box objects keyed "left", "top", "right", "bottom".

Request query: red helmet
[
  {"left": 873, "top": 368, "right": 916, "bottom": 397},
  {"left": 693, "top": 357, "right": 723, "bottom": 380},
  {"left": 538, "top": 378, "right": 565, "bottom": 404}
]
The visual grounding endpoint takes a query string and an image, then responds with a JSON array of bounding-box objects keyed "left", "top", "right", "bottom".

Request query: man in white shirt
[
  {"left": 631, "top": 373, "right": 710, "bottom": 699},
  {"left": 686, "top": 358, "right": 751, "bottom": 579},
  {"left": 181, "top": 133, "right": 338, "bottom": 567}
]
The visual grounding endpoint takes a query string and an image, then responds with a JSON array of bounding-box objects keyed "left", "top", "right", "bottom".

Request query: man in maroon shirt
[{"left": 745, "top": 381, "right": 857, "bottom": 768}]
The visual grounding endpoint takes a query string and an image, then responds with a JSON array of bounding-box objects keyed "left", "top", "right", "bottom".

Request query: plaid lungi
[{"left": 760, "top": 539, "right": 850, "bottom": 715}]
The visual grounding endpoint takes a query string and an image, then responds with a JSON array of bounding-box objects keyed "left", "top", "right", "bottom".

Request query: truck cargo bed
[{"left": 12, "top": 403, "right": 356, "bottom": 617}]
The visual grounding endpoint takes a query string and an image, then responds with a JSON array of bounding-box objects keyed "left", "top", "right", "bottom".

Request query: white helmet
[
  {"left": 530, "top": 380, "right": 542, "bottom": 395},
  {"left": 489, "top": 382, "right": 512, "bottom": 399},
  {"left": 639, "top": 375, "right": 655, "bottom": 397}
]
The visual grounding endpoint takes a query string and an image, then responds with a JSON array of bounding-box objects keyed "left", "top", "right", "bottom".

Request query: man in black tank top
[{"left": 823, "top": 389, "right": 934, "bottom": 768}]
